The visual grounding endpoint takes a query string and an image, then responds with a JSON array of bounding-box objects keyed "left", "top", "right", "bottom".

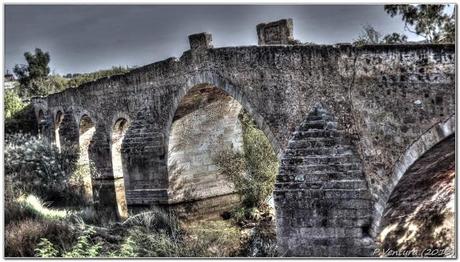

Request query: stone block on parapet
[
  {"left": 188, "top": 32, "right": 213, "bottom": 50},
  {"left": 257, "top": 18, "right": 294, "bottom": 45}
]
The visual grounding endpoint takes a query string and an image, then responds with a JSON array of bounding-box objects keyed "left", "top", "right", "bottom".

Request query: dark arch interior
[
  {"left": 37, "top": 109, "right": 45, "bottom": 136},
  {"left": 111, "top": 118, "right": 130, "bottom": 220},
  {"left": 378, "top": 134, "right": 455, "bottom": 257}
]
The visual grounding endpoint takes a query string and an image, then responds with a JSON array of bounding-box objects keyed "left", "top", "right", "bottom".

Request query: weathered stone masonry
[{"left": 32, "top": 19, "right": 455, "bottom": 256}]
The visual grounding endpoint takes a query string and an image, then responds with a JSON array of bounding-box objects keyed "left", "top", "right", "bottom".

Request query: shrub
[
  {"left": 126, "top": 229, "right": 182, "bottom": 257},
  {"left": 123, "top": 208, "right": 180, "bottom": 236},
  {"left": 108, "top": 236, "right": 137, "bottom": 257},
  {"left": 62, "top": 227, "right": 102, "bottom": 258},
  {"left": 4, "top": 89, "right": 25, "bottom": 120},
  {"left": 215, "top": 109, "right": 279, "bottom": 209},
  {"left": 35, "top": 238, "right": 58, "bottom": 257},
  {"left": 5, "top": 218, "right": 75, "bottom": 257},
  {"left": 4, "top": 133, "right": 84, "bottom": 205}
]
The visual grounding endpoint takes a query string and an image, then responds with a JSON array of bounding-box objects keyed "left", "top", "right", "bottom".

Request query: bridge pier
[{"left": 275, "top": 104, "right": 374, "bottom": 257}]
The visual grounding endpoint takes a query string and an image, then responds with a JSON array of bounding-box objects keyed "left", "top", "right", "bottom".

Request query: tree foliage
[
  {"left": 382, "top": 32, "right": 409, "bottom": 44},
  {"left": 384, "top": 4, "right": 455, "bottom": 43},
  {"left": 214, "top": 109, "right": 279, "bottom": 209},
  {"left": 65, "top": 66, "right": 132, "bottom": 88},
  {"left": 12, "top": 48, "right": 132, "bottom": 98},
  {"left": 4, "top": 89, "right": 26, "bottom": 120},
  {"left": 353, "top": 25, "right": 408, "bottom": 45},
  {"left": 13, "top": 48, "right": 51, "bottom": 97}
]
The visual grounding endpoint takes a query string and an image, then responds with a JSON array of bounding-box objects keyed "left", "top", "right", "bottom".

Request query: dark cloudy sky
[{"left": 5, "top": 5, "right": 425, "bottom": 75}]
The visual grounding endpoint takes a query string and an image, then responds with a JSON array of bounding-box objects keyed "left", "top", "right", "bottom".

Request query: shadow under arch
[
  {"left": 372, "top": 114, "right": 456, "bottom": 234},
  {"left": 373, "top": 115, "right": 455, "bottom": 256}
]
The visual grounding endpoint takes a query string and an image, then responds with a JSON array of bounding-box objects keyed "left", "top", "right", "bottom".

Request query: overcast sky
[{"left": 5, "top": 5, "right": 427, "bottom": 75}]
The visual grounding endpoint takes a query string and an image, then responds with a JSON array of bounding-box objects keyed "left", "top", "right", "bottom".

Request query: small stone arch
[
  {"left": 36, "top": 109, "right": 46, "bottom": 136},
  {"left": 54, "top": 110, "right": 64, "bottom": 151},
  {"left": 110, "top": 116, "right": 131, "bottom": 220},
  {"left": 77, "top": 114, "right": 97, "bottom": 204}
]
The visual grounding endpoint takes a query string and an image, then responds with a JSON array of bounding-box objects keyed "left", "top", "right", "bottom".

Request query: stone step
[
  {"left": 292, "top": 129, "right": 343, "bottom": 140},
  {"left": 281, "top": 163, "right": 362, "bottom": 173},
  {"left": 283, "top": 146, "right": 354, "bottom": 157},
  {"left": 281, "top": 155, "right": 358, "bottom": 166},
  {"left": 288, "top": 138, "right": 339, "bottom": 148},
  {"left": 273, "top": 188, "right": 372, "bottom": 202},
  {"left": 277, "top": 170, "right": 364, "bottom": 182},
  {"left": 274, "top": 180, "right": 367, "bottom": 190},
  {"left": 300, "top": 120, "right": 338, "bottom": 130},
  {"left": 304, "top": 114, "right": 334, "bottom": 122}
]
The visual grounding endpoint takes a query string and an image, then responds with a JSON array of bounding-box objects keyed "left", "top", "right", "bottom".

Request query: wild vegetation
[
  {"left": 4, "top": 105, "right": 279, "bottom": 257},
  {"left": 353, "top": 4, "right": 454, "bottom": 45}
]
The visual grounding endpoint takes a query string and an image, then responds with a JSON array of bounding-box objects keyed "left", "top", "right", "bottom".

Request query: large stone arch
[
  {"left": 168, "top": 71, "right": 281, "bottom": 157},
  {"left": 275, "top": 102, "right": 374, "bottom": 257},
  {"left": 372, "top": 114, "right": 455, "bottom": 255}
]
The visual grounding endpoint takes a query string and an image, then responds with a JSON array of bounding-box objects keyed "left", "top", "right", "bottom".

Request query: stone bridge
[{"left": 31, "top": 19, "right": 455, "bottom": 257}]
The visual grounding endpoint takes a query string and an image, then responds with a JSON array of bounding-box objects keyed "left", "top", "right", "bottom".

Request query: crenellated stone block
[
  {"left": 257, "top": 18, "right": 294, "bottom": 45},
  {"left": 188, "top": 32, "right": 213, "bottom": 50}
]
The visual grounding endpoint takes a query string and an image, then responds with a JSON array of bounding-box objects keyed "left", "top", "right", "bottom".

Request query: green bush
[
  {"left": 215, "top": 109, "right": 279, "bottom": 208},
  {"left": 63, "top": 227, "right": 102, "bottom": 258},
  {"left": 4, "top": 133, "right": 84, "bottom": 205},
  {"left": 35, "top": 238, "right": 58, "bottom": 257},
  {"left": 4, "top": 89, "right": 25, "bottom": 120}
]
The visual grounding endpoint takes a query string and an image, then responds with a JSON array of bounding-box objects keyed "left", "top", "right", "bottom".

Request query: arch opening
[
  {"left": 111, "top": 118, "right": 130, "bottom": 220},
  {"left": 54, "top": 111, "right": 64, "bottom": 152},
  {"left": 78, "top": 114, "right": 96, "bottom": 204},
  {"left": 37, "top": 109, "right": 45, "bottom": 137},
  {"left": 167, "top": 84, "right": 279, "bottom": 256},
  {"left": 377, "top": 134, "right": 455, "bottom": 257}
]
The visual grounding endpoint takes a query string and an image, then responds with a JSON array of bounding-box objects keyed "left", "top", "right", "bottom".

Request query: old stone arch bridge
[{"left": 31, "top": 19, "right": 455, "bottom": 257}]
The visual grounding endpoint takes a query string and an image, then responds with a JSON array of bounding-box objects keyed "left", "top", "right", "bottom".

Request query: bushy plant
[
  {"left": 5, "top": 104, "right": 37, "bottom": 134},
  {"left": 122, "top": 208, "right": 180, "bottom": 236},
  {"left": 63, "top": 227, "right": 102, "bottom": 258},
  {"left": 4, "top": 89, "right": 25, "bottom": 120},
  {"left": 5, "top": 218, "right": 75, "bottom": 257},
  {"left": 108, "top": 236, "right": 137, "bottom": 257},
  {"left": 35, "top": 238, "right": 58, "bottom": 257},
  {"left": 4, "top": 133, "right": 84, "bottom": 205},
  {"left": 215, "top": 109, "right": 279, "bottom": 209}
]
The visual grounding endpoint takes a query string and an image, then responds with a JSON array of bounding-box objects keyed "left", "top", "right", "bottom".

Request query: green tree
[
  {"left": 13, "top": 48, "right": 51, "bottom": 97},
  {"left": 384, "top": 4, "right": 455, "bottom": 43},
  {"left": 382, "top": 32, "right": 408, "bottom": 44},
  {"left": 353, "top": 25, "right": 382, "bottom": 45},
  {"left": 353, "top": 25, "right": 408, "bottom": 45}
]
